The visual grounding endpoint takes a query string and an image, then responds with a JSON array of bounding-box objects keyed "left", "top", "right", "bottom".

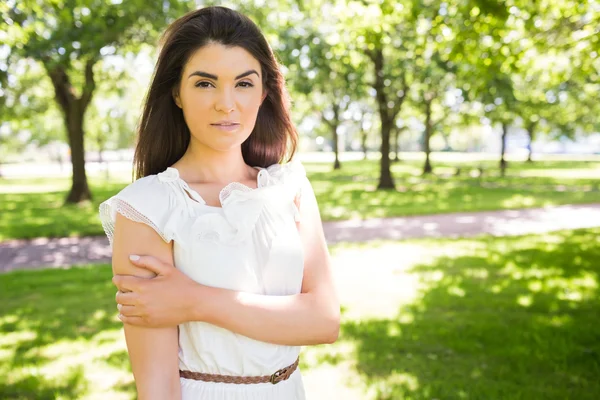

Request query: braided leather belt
[{"left": 179, "top": 357, "right": 299, "bottom": 385}]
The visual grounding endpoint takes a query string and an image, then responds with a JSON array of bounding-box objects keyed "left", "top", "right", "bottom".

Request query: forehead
[{"left": 184, "top": 43, "right": 261, "bottom": 78}]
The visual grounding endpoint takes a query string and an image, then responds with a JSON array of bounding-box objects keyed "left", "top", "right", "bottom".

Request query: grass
[
  {"left": 0, "top": 156, "right": 599, "bottom": 240},
  {"left": 310, "top": 158, "right": 600, "bottom": 220},
  {"left": 0, "top": 266, "right": 134, "bottom": 399},
  {"left": 308, "top": 228, "right": 600, "bottom": 399},
  {"left": 1, "top": 228, "right": 599, "bottom": 399}
]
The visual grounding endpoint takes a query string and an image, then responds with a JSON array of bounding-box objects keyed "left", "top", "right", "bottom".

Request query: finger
[
  {"left": 115, "top": 290, "right": 137, "bottom": 306},
  {"left": 128, "top": 254, "right": 172, "bottom": 276},
  {"left": 113, "top": 274, "right": 142, "bottom": 292},
  {"left": 118, "top": 314, "right": 145, "bottom": 326},
  {"left": 119, "top": 304, "right": 141, "bottom": 317}
]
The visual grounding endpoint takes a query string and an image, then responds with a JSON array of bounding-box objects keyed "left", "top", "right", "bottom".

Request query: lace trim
[{"left": 99, "top": 197, "right": 171, "bottom": 247}]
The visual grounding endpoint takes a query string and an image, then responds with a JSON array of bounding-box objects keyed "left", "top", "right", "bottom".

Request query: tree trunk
[
  {"left": 370, "top": 48, "right": 394, "bottom": 189},
  {"left": 500, "top": 123, "right": 508, "bottom": 177},
  {"left": 361, "top": 126, "right": 368, "bottom": 161},
  {"left": 65, "top": 105, "right": 92, "bottom": 203},
  {"left": 392, "top": 126, "right": 402, "bottom": 162},
  {"left": 441, "top": 131, "right": 450, "bottom": 151},
  {"left": 46, "top": 61, "right": 95, "bottom": 204},
  {"left": 378, "top": 116, "right": 394, "bottom": 188},
  {"left": 391, "top": 126, "right": 397, "bottom": 162},
  {"left": 526, "top": 122, "right": 536, "bottom": 163},
  {"left": 423, "top": 99, "right": 433, "bottom": 175},
  {"left": 326, "top": 104, "right": 341, "bottom": 170},
  {"left": 332, "top": 123, "right": 341, "bottom": 170}
]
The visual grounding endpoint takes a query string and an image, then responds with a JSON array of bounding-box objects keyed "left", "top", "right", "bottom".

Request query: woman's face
[{"left": 174, "top": 43, "right": 266, "bottom": 152}]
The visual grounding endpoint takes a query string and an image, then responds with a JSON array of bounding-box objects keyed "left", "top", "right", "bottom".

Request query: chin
[{"left": 190, "top": 131, "right": 252, "bottom": 152}]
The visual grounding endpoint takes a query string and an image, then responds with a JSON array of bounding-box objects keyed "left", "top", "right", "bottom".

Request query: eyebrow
[{"left": 187, "top": 69, "right": 260, "bottom": 80}]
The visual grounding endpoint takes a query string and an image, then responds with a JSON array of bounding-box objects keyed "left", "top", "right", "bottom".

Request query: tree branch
[
  {"left": 46, "top": 64, "right": 74, "bottom": 113},
  {"left": 391, "top": 71, "right": 408, "bottom": 119},
  {"left": 320, "top": 102, "right": 341, "bottom": 129},
  {"left": 80, "top": 58, "right": 96, "bottom": 110}
]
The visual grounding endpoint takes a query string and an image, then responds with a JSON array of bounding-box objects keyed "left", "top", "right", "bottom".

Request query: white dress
[{"left": 99, "top": 159, "right": 308, "bottom": 399}]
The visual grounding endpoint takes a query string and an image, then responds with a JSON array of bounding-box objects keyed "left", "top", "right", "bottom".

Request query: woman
[{"left": 98, "top": 6, "right": 339, "bottom": 400}]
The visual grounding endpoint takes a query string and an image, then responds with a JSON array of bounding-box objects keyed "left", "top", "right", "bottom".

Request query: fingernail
[
  {"left": 129, "top": 255, "right": 140, "bottom": 262},
  {"left": 118, "top": 314, "right": 124, "bottom": 320}
]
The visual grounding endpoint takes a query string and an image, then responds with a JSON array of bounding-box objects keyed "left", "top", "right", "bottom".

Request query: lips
[
  {"left": 210, "top": 122, "right": 241, "bottom": 132},
  {"left": 211, "top": 121, "right": 240, "bottom": 126}
]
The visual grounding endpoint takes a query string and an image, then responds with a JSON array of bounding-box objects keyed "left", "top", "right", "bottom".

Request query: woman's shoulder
[
  {"left": 99, "top": 171, "right": 181, "bottom": 247},
  {"left": 101, "top": 171, "right": 180, "bottom": 220},
  {"left": 116, "top": 169, "right": 179, "bottom": 201},
  {"left": 260, "top": 158, "right": 307, "bottom": 188}
]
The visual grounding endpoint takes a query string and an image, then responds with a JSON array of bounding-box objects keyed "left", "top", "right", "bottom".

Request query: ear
[
  {"left": 172, "top": 88, "right": 182, "bottom": 109},
  {"left": 260, "top": 90, "right": 268, "bottom": 104}
]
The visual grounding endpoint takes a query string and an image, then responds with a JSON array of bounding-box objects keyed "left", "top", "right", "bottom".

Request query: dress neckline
[{"left": 165, "top": 166, "right": 267, "bottom": 209}]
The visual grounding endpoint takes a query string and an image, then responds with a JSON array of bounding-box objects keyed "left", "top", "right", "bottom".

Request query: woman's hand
[{"left": 113, "top": 255, "right": 202, "bottom": 328}]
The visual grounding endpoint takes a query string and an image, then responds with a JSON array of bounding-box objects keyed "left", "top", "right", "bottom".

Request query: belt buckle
[{"left": 269, "top": 365, "right": 288, "bottom": 385}]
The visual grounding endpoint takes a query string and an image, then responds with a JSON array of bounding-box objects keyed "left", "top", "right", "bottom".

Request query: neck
[{"left": 177, "top": 141, "right": 254, "bottom": 185}]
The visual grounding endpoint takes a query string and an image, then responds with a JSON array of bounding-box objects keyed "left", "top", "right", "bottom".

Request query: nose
[{"left": 214, "top": 87, "right": 235, "bottom": 113}]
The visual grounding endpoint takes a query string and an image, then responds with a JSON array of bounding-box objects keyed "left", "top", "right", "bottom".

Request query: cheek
[
  {"left": 183, "top": 92, "right": 211, "bottom": 109},
  {"left": 239, "top": 93, "right": 263, "bottom": 117},
  {"left": 181, "top": 95, "right": 211, "bottom": 124}
]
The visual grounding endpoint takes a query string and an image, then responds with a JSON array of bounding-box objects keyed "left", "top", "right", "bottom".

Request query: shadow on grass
[
  {"left": 0, "top": 265, "right": 134, "bottom": 399},
  {"left": 0, "top": 367, "right": 87, "bottom": 400},
  {"left": 331, "top": 229, "right": 600, "bottom": 399}
]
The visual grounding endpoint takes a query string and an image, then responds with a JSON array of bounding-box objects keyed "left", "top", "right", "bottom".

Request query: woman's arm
[
  {"left": 199, "top": 177, "right": 339, "bottom": 345},
  {"left": 112, "top": 213, "right": 181, "bottom": 399},
  {"left": 114, "top": 179, "right": 340, "bottom": 346}
]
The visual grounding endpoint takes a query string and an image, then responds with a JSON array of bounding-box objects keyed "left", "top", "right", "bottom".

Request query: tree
[
  {"left": 441, "top": 2, "right": 522, "bottom": 176},
  {"left": 0, "top": 57, "right": 64, "bottom": 173},
  {"left": 406, "top": 4, "right": 459, "bottom": 175},
  {"left": 2, "top": 0, "right": 190, "bottom": 203},
  {"left": 273, "top": 2, "right": 368, "bottom": 171}
]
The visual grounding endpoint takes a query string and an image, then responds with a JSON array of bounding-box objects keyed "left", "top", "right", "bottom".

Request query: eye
[
  {"left": 237, "top": 81, "right": 255, "bottom": 88},
  {"left": 195, "top": 81, "right": 214, "bottom": 88}
]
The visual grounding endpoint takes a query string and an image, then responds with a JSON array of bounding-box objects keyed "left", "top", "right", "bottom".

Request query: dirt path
[{"left": 2, "top": 203, "right": 599, "bottom": 273}]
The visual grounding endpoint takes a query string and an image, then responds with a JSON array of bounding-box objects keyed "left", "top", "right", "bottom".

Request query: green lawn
[
  {"left": 1, "top": 156, "right": 599, "bottom": 240},
  {"left": 1, "top": 228, "right": 599, "bottom": 399}
]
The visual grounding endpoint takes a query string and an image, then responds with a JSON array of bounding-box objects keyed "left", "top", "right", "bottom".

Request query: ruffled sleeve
[
  {"left": 98, "top": 175, "right": 178, "bottom": 249},
  {"left": 261, "top": 158, "right": 308, "bottom": 222}
]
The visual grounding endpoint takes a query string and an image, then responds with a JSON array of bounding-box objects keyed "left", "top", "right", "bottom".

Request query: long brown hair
[{"left": 133, "top": 6, "right": 298, "bottom": 179}]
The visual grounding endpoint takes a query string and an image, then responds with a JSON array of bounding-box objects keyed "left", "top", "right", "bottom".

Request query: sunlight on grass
[
  {"left": 0, "top": 265, "right": 135, "bottom": 399},
  {"left": 0, "top": 320, "right": 133, "bottom": 399},
  {"left": 368, "top": 371, "right": 420, "bottom": 399},
  {"left": 0, "top": 329, "right": 37, "bottom": 348},
  {"left": 37, "top": 331, "right": 133, "bottom": 399},
  {"left": 1, "top": 228, "right": 600, "bottom": 399},
  {"left": 329, "top": 243, "right": 429, "bottom": 320},
  {"left": 517, "top": 294, "right": 533, "bottom": 307},
  {"left": 0, "top": 183, "right": 72, "bottom": 194},
  {"left": 518, "top": 167, "right": 600, "bottom": 179},
  {"left": 501, "top": 194, "right": 537, "bottom": 208},
  {"left": 314, "top": 228, "right": 600, "bottom": 399}
]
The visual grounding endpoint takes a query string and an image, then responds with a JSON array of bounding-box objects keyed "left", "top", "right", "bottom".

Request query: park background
[{"left": 1, "top": 0, "right": 599, "bottom": 399}]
